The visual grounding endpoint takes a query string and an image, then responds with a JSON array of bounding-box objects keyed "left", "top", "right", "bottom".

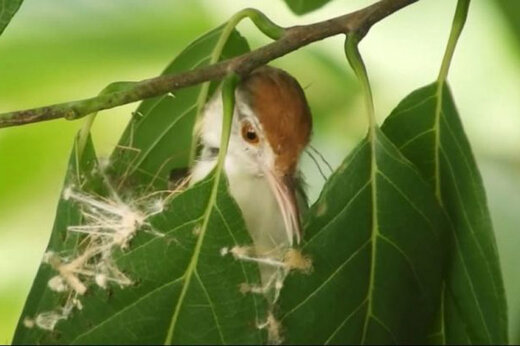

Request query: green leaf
[
  {"left": 278, "top": 128, "right": 448, "bottom": 344},
  {"left": 14, "top": 27, "right": 266, "bottom": 344},
  {"left": 110, "top": 27, "right": 250, "bottom": 191},
  {"left": 283, "top": 0, "right": 332, "bottom": 15},
  {"left": 381, "top": 82, "right": 508, "bottom": 343},
  {"left": 0, "top": 0, "right": 23, "bottom": 36}
]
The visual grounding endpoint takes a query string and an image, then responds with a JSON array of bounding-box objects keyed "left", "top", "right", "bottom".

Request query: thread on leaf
[
  {"left": 257, "top": 312, "right": 283, "bottom": 344},
  {"left": 31, "top": 292, "right": 82, "bottom": 331},
  {"left": 226, "top": 243, "right": 313, "bottom": 336},
  {"left": 23, "top": 317, "right": 35, "bottom": 329},
  {"left": 284, "top": 248, "right": 313, "bottom": 273},
  {"left": 225, "top": 244, "right": 312, "bottom": 343},
  {"left": 32, "top": 178, "right": 171, "bottom": 332},
  {"left": 35, "top": 311, "right": 67, "bottom": 331},
  {"left": 47, "top": 275, "right": 68, "bottom": 293}
]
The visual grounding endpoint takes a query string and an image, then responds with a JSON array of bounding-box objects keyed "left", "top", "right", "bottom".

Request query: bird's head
[{"left": 198, "top": 66, "right": 312, "bottom": 244}]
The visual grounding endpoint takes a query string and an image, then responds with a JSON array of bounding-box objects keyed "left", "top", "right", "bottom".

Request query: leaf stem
[
  {"left": 233, "top": 8, "right": 285, "bottom": 40},
  {"left": 217, "top": 74, "right": 240, "bottom": 170},
  {"left": 344, "top": 34, "right": 380, "bottom": 344},
  {"left": 345, "top": 34, "right": 376, "bottom": 136},
  {"left": 437, "top": 0, "right": 470, "bottom": 84},
  {"left": 433, "top": 0, "right": 470, "bottom": 201}
]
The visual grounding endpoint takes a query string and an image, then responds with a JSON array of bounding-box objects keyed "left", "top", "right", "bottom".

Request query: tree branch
[{"left": 0, "top": 0, "right": 418, "bottom": 128}]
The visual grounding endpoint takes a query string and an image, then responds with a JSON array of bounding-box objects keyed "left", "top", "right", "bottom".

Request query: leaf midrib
[
  {"left": 163, "top": 174, "right": 221, "bottom": 344},
  {"left": 214, "top": 204, "right": 261, "bottom": 330},
  {"left": 434, "top": 83, "right": 443, "bottom": 201},
  {"left": 290, "top": 133, "right": 438, "bottom": 343}
]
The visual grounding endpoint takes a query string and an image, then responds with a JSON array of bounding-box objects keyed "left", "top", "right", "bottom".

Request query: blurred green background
[{"left": 0, "top": 0, "right": 519, "bottom": 342}]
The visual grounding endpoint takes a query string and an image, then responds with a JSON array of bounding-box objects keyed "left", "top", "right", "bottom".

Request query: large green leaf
[
  {"left": 381, "top": 82, "right": 508, "bottom": 343},
  {"left": 283, "top": 0, "right": 333, "bottom": 15},
  {"left": 14, "top": 27, "right": 267, "bottom": 344},
  {"left": 0, "top": 0, "right": 23, "bottom": 36},
  {"left": 278, "top": 127, "right": 447, "bottom": 344}
]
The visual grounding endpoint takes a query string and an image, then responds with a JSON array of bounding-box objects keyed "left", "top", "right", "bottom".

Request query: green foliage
[
  {"left": 381, "top": 83, "right": 508, "bottom": 343},
  {"left": 279, "top": 128, "right": 448, "bottom": 344},
  {"left": 0, "top": 0, "right": 23, "bottom": 36},
  {"left": 10, "top": 1, "right": 510, "bottom": 345},
  {"left": 283, "top": 0, "right": 333, "bottom": 15}
]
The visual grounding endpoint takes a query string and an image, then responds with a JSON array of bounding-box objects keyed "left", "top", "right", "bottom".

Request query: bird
[{"left": 189, "top": 65, "right": 313, "bottom": 292}]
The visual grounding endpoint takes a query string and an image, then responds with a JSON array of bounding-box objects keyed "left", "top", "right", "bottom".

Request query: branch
[{"left": 0, "top": 0, "right": 418, "bottom": 128}]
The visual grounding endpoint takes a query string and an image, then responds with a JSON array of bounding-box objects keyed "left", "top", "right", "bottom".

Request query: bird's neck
[{"left": 191, "top": 154, "right": 295, "bottom": 287}]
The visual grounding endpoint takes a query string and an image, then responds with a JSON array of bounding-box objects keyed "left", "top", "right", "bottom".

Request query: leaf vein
[
  {"left": 304, "top": 179, "right": 371, "bottom": 246},
  {"left": 281, "top": 240, "right": 371, "bottom": 320},
  {"left": 439, "top": 147, "right": 494, "bottom": 341},
  {"left": 390, "top": 93, "right": 436, "bottom": 118},
  {"left": 324, "top": 299, "right": 367, "bottom": 345},
  {"left": 378, "top": 233, "right": 425, "bottom": 295},
  {"left": 132, "top": 103, "right": 197, "bottom": 170},
  {"left": 70, "top": 276, "right": 184, "bottom": 344},
  {"left": 440, "top": 112, "right": 485, "bottom": 214},
  {"left": 194, "top": 270, "right": 226, "bottom": 344},
  {"left": 377, "top": 170, "right": 440, "bottom": 240},
  {"left": 371, "top": 314, "right": 398, "bottom": 344},
  {"left": 398, "top": 128, "right": 435, "bottom": 150}
]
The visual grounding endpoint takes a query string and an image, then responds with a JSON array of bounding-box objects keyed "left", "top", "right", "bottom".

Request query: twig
[{"left": 0, "top": 0, "right": 418, "bottom": 128}]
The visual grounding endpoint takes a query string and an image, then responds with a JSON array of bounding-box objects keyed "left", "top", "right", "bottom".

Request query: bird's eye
[{"left": 241, "top": 121, "right": 259, "bottom": 144}]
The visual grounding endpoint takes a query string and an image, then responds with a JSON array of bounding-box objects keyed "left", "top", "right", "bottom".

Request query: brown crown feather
[{"left": 239, "top": 66, "right": 312, "bottom": 175}]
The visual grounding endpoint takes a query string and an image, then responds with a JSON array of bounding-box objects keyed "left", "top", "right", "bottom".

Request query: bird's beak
[{"left": 265, "top": 170, "right": 301, "bottom": 246}]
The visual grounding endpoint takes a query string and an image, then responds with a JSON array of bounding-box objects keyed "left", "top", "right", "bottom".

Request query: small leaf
[
  {"left": 283, "top": 0, "right": 333, "bottom": 15},
  {"left": 0, "top": 0, "right": 23, "bottom": 36},
  {"left": 381, "top": 82, "right": 508, "bottom": 343},
  {"left": 279, "top": 128, "right": 448, "bottom": 344}
]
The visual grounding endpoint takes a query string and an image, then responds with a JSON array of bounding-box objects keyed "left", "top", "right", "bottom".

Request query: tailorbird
[{"left": 190, "top": 66, "right": 312, "bottom": 288}]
